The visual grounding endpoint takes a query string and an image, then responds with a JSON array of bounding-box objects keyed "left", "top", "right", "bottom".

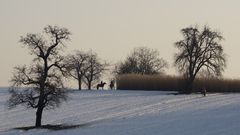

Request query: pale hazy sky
[{"left": 1, "top": 0, "right": 240, "bottom": 86}]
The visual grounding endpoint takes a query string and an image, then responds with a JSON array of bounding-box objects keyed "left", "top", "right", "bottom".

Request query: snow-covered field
[{"left": 1, "top": 88, "right": 240, "bottom": 135}]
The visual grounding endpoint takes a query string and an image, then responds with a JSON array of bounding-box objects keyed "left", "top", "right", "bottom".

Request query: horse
[{"left": 97, "top": 81, "right": 106, "bottom": 90}]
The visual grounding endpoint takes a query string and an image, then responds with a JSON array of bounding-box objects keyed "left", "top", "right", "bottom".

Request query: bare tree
[
  {"left": 174, "top": 25, "right": 226, "bottom": 93},
  {"left": 65, "top": 50, "right": 89, "bottom": 90},
  {"left": 8, "top": 25, "right": 71, "bottom": 127},
  {"left": 116, "top": 46, "right": 168, "bottom": 75},
  {"left": 83, "top": 51, "right": 108, "bottom": 90}
]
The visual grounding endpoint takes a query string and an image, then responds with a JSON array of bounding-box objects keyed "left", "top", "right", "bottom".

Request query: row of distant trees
[
  {"left": 7, "top": 24, "right": 226, "bottom": 127},
  {"left": 117, "top": 26, "right": 226, "bottom": 94},
  {"left": 65, "top": 50, "right": 108, "bottom": 90}
]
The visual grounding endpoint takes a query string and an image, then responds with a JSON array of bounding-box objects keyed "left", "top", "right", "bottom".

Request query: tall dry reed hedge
[{"left": 116, "top": 74, "right": 240, "bottom": 93}]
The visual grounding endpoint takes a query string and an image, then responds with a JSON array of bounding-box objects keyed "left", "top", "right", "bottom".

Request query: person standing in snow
[
  {"left": 201, "top": 88, "right": 207, "bottom": 96},
  {"left": 110, "top": 80, "right": 115, "bottom": 90}
]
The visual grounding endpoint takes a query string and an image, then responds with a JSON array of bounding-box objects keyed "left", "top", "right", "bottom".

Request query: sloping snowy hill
[{"left": 1, "top": 88, "right": 240, "bottom": 135}]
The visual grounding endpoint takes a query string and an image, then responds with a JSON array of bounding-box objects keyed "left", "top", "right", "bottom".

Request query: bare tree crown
[
  {"left": 65, "top": 50, "right": 90, "bottom": 90},
  {"left": 8, "top": 25, "right": 71, "bottom": 127},
  {"left": 20, "top": 25, "right": 70, "bottom": 61},
  {"left": 174, "top": 25, "right": 226, "bottom": 92},
  {"left": 175, "top": 26, "right": 226, "bottom": 77},
  {"left": 117, "top": 46, "right": 168, "bottom": 75},
  {"left": 83, "top": 51, "right": 108, "bottom": 90}
]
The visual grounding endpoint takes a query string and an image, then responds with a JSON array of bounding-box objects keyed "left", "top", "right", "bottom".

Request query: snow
[{"left": 1, "top": 88, "right": 240, "bottom": 135}]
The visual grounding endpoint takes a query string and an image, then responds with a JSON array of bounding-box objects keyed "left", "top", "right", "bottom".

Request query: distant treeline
[{"left": 117, "top": 74, "right": 240, "bottom": 93}]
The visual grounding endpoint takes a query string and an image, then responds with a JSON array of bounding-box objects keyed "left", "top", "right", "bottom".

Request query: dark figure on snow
[
  {"left": 201, "top": 88, "right": 207, "bottom": 97},
  {"left": 109, "top": 80, "right": 115, "bottom": 90},
  {"left": 97, "top": 81, "right": 106, "bottom": 90}
]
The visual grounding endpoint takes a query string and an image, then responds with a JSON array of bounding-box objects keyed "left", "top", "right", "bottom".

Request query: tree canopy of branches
[
  {"left": 174, "top": 25, "right": 226, "bottom": 93},
  {"left": 65, "top": 50, "right": 89, "bottom": 90},
  {"left": 83, "top": 51, "right": 108, "bottom": 90},
  {"left": 116, "top": 46, "right": 168, "bottom": 75},
  {"left": 8, "top": 25, "right": 71, "bottom": 127}
]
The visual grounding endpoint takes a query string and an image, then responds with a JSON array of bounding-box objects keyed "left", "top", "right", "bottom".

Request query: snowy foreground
[{"left": 1, "top": 88, "right": 240, "bottom": 135}]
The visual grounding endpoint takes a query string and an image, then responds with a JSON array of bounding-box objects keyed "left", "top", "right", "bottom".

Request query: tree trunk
[
  {"left": 185, "top": 77, "right": 194, "bottom": 94},
  {"left": 35, "top": 85, "right": 45, "bottom": 127},
  {"left": 77, "top": 73, "right": 82, "bottom": 90},
  {"left": 78, "top": 79, "right": 82, "bottom": 90},
  {"left": 35, "top": 106, "right": 44, "bottom": 127},
  {"left": 88, "top": 81, "right": 91, "bottom": 90}
]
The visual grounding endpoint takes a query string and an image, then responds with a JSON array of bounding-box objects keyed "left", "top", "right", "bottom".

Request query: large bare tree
[
  {"left": 116, "top": 46, "right": 168, "bottom": 75},
  {"left": 174, "top": 26, "right": 226, "bottom": 93},
  {"left": 83, "top": 51, "right": 108, "bottom": 90},
  {"left": 65, "top": 50, "right": 89, "bottom": 90},
  {"left": 8, "top": 25, "right": 71, "bottom": 127}
]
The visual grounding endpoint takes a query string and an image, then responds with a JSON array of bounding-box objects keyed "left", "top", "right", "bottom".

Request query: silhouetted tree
[
  {"left": 83, "top": 51, "right": 108, "bottom": 90},
  {"left": 116, "top": 46, "right": 168, "bottom": 75},
  {"left": 8, "top": 25, "right": 71, "bottom": 127},
  {"left": 174, "top": 25, "right": 226, "bottom": 93},
  {"left": 65, "top": 50, "right": 89, "bottom": 90}
]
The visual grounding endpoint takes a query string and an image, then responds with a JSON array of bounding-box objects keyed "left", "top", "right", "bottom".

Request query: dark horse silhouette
[{"left": 97, "top": 81, "right": 106, "bottom": 90}]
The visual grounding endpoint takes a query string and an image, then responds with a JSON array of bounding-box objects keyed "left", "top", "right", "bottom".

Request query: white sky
[{"left": 1, "top": 0, "right": 240, "bottom": 86}]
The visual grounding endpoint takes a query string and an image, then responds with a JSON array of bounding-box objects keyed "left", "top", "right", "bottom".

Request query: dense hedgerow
[{"left": 117, "top": 74, "right": 240, "bottom": 93}]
